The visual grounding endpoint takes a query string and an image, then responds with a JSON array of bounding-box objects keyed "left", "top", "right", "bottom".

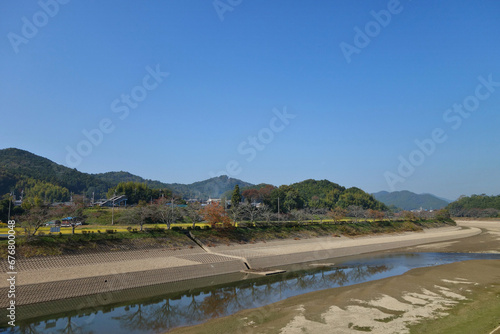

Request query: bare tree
[
  {"left": 229, "top": 203, "right": 244, "bottom": 225},
  {"left": 290, "top": 209, "right": 307, "bottom": 224},
  {"left": 327, "top": 207, "right": 347, "bottom": 224},
  {"left": 152, "top": 198, "right": 180, "bottom": 230},
  {"left": 239, "top": 202, "right": 261, "bottom": 223},
  {"left": 347, "top": 205, "right": 365, "bottom": 222},
  {"left": 184, "top": 202, "right": 203, "bottom": 229},
  {"left": 260, "top": 206, "right": 275, "bottom": 224},
  {"left": 120, "top": 205, "right": 153, "bottom": 231},
  {"left": 22, "top": 206, "right": 50, "bottom": 237}
]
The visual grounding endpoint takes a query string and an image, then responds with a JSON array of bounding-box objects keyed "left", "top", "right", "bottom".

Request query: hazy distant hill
[{"left": 373, "top": 190, "right": 450, "bottom": 210}]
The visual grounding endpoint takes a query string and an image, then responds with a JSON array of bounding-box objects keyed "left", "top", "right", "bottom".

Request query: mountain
[
  {"left": 95, "top": 171, "right": 254, "bottom": 199},
  {"left": 0, "top": 148, "right": 110, "bottom": 198},
  {"left": 373, "top": 190, "right": 450, "bottom": 211},
  {"left": 94, "top": 171, "right": 172, "bottom": 189},
  {"left": 167, "top": 176, "right": 254, "bottom": 199}
]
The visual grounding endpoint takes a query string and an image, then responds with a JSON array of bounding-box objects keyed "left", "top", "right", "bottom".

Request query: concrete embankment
[{"left": 0, "top": 225, "right": 480, "bottom": 308}]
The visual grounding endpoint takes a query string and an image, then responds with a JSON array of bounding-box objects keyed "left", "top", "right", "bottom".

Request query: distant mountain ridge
[
  {"left": 95, "top": 171, "right": 254, "bottom": 199},
  {"left": 0, "top": 148, "right": 110, "bottom": 198},
  {"left": 0, "top": 148, "right": 424, "bottom": 211},
  {"left": 373, "top": 190, "right": 450, "bottom": 210},
  {"left": 0, "top": 148, "right": 254, "bottom": 200}
]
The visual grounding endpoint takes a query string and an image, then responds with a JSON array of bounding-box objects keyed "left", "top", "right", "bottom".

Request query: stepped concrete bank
[{"left": 0, "top": 226, "right": 480, "bottom": 308}]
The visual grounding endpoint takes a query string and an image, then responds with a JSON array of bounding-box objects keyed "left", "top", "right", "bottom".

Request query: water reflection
[
  {"left": 4, "top": 252, "right": 500, "bottom": 334},
  {"left": 8, "top": 264, "right": 390, "bottom": 334}
]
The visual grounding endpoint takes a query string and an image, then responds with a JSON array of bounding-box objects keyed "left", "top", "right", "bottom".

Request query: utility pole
[
  {"left": 7, "top": 192, "right": 13, "bottom": 221},
  {"left": 171, "top": 197, "right": 174, "bottom": 227},
  {"left": 277, "top": 196, "right": 280, "bottom": 222},
  {"left": 111, "top": 199, "right": 115, "bottom": 225}
]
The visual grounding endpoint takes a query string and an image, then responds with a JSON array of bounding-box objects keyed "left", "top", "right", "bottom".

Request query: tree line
[{"left": 447, "top": 194, "right": 500, "bottom": 217}]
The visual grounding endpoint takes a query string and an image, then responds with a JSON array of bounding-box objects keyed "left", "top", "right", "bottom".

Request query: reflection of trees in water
[
  {"left": 112, "top": 304, "right": 150, "bottom": 330},
  {"left": 15, "top": 324, "right": 41, "bottom": 334},
  {"left": 57, "top": 316, "right": 93, "bottom": 334},
  {"left": 16, "top": 315, "right": 94, "bottom": 334},
  {"left": 199, "top": 288, "right": 235, "bottom": 319},
  {"left": 111, "top": 264, "right": 390, "bottom": 332},
  {"left": 146, "top": 299, "right": 183, "bottom": 331}
]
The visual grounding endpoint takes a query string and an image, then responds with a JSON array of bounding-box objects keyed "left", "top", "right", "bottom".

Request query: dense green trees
[
  {"left": 258, "top": 181, "right": 387, "bottom": 213},
  {"left": 291, "top": 179, "right": 345, "bottom": 209},
  {"left": 231, "top": 185, "right": 242, "bottom": 207},
  {"left": 107, "top": 181, "right": 171, "bottom": 205},
  {"left": 16, "top": 179, "right": 71, "bottom": 203},
  {"left": 447, "top": 194, "right": 500, "bottom": 217},
  {"left": 0, "top": 148, "right": 110, "bottom": 198},
  {"left": 336, "top": 187, "right": 387, "bottom": 211},
  {"left": 0, "top": 196, "right": 23, "bottom": 222},
  {"left": 264, "top": 185, "right": 304, "bottom": 213}
]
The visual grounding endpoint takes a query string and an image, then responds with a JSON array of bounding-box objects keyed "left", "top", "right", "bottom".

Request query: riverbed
[{"left": 3, "top": 251, "right": 500, "bottom": 334}]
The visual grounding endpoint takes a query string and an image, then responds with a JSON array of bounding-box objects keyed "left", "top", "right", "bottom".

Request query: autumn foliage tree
[
  {"left": 327, "top": 207, "right": 346, "bottom": 224},
  {"left": 200, "top": 202, "right": 232, "bottom": 228}
]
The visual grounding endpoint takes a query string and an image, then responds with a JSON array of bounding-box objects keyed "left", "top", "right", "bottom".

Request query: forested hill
[
  {"left": 1, "top": 148, "right": 388, "bottom": 211},
  {"left": 94, "top": 171, "right": 172, "bottom": 189},
  {"left": 0, "top": 148, "right": 110, "bottom": 200},
  {"left": 291, "top": 179, "right": 387, "bottom": 210},
  {"left": 373, "top": 190, "right": 450, "bottom": 211},
  {"left": 0, "top": 149, "right": 255, "bottom": 201},
  {"left": 166, "top": 176, "right": 254, "bottom": 199},
  {"left": 97, "top": 172, "right": 254, "bottom": 199},
  {"left": 234, "top": 179, "right": 388, "bottom": 211},
  {"left": 447, "top": 194, "right": 500, "bottom": 217}
]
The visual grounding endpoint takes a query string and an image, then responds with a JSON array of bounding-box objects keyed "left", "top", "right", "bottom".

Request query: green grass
[
  {"left": 409, "top": 284, "right": 500, "bottom": 334},
  {"left": 0, "top": 228, "right": 193, "bottom": 258},
  {"left": 0, "top": 219, "right": 455, "bottom": 258},
  {"left": 192, "top": 220, "right": 455, "bottom": 245}
]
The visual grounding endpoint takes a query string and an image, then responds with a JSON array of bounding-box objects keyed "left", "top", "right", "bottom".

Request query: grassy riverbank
[
  {"left": 192, "top": 220, "right": 455, "bottom": 246},
  {"left": 1, "top": 219, "right": 455, "bottom": 258}
]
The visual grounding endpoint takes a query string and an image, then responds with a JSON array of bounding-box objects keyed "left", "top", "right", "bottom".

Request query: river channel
[{"left": 2, "top": 252, "right": 500, "bottom": 333}]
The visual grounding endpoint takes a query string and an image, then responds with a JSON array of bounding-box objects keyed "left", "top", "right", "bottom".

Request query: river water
[{"left": 2, "top": 252, "right": 500, "bottom": 333}]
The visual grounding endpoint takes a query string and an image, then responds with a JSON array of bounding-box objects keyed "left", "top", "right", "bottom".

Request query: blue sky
[{"left": 1, "top": 0, "right": 499, "bottom": 200}]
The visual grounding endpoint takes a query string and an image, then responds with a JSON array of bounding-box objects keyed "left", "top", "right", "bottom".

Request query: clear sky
[{"left": 1, "top": 0, "right": 499, "bottom": 200}]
